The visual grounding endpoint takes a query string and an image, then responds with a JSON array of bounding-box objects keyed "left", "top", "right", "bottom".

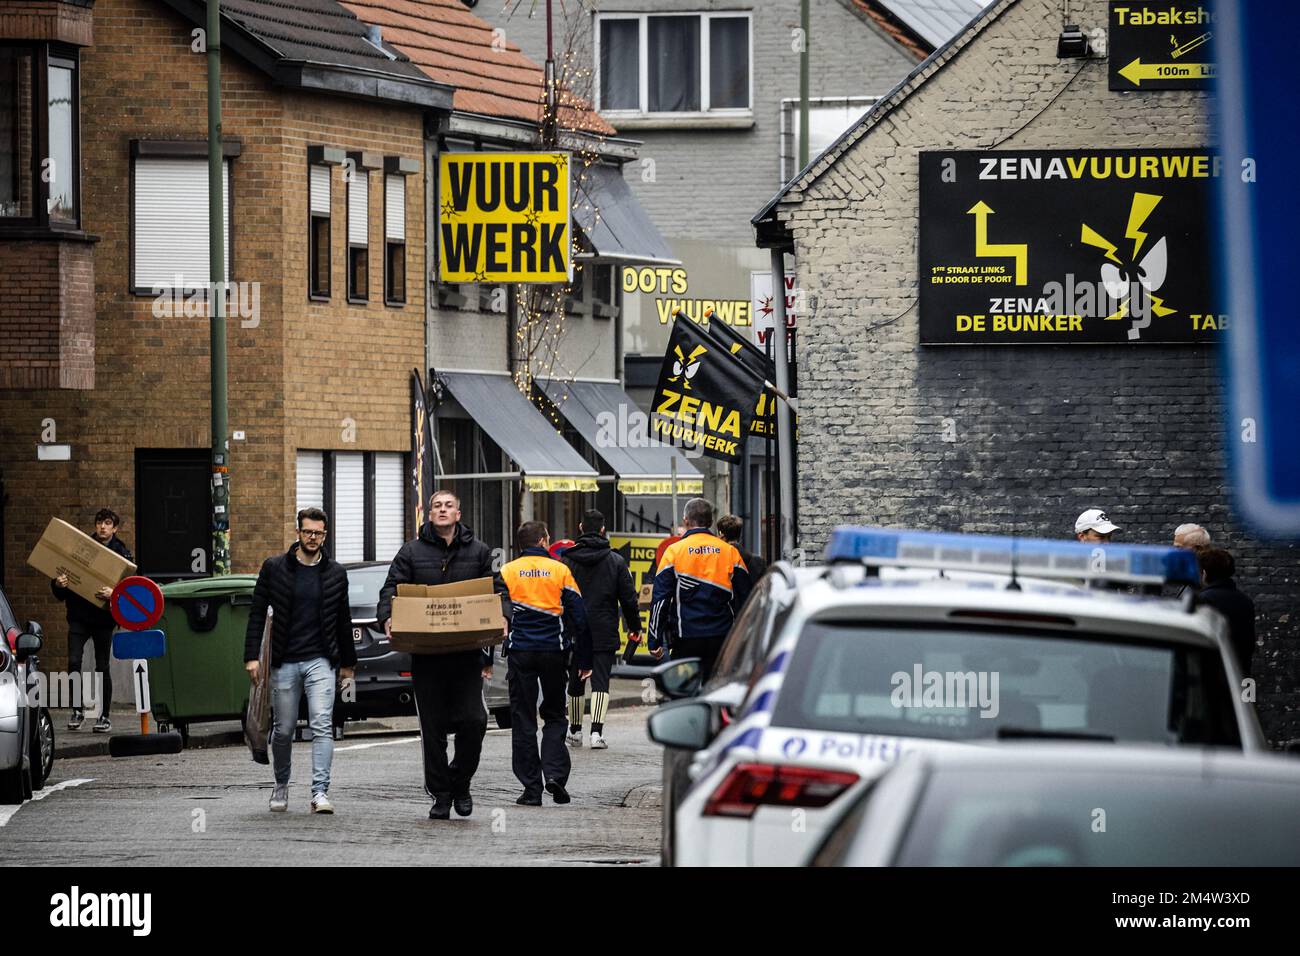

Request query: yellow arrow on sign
[
  {"left": 1119, "top": 57, "right": 1216, "bottom": 86},
  {"left": 966, "top": 201, "right": 1028, "bottom": 285}
]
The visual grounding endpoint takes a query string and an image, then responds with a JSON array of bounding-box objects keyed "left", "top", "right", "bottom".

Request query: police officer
[
  {"left": 501, "top": 521, "right": 592, "bottom": 806},
  {"left": 648, "top": 498, "right": 751, "bottom": 681},
  {"left": 377, "top": 490, "right": 508, "bottom": 821}
]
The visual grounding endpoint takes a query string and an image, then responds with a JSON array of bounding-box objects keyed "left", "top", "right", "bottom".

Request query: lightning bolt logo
[
  {"left": 1081, "top": 223, "right": 1122, "bottom": 264},
  {"left": 1125, "top": 192, "right": 1163, "bottom": 259}
]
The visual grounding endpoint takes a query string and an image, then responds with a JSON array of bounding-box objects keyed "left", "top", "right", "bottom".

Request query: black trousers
[
  {"left": 507, "top": 650, "right": 570, "bottom": 794},
  {"left": 411, "top": 651, "right": 488, "bottom": 799},
  {"left": 673, "top": 635, "right": 725, "bottom": 683},
  {"left": 67, "top": 623, "right": 113, "bottom": 716},
  {"left": 567, "top": 650, "right": 614, "bottom": 697}
]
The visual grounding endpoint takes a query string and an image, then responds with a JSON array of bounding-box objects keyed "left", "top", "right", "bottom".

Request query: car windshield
[
  {"left": 893, "top": 766, "right": 1300, "bottom": 866},
  {"left": 770, "top": 621, "right": 1241, "bottom": 746},
  {"left": 347, "top": 566, "right": 389, "bottom": 611}
]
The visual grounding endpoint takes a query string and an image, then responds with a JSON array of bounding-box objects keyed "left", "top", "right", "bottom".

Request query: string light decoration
[{"left": 508, "top": 1, "right": 612, "bottom": 435}]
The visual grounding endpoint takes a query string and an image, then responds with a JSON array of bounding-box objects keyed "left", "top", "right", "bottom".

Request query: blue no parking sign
[{"left": 1215, "top": 1, "right": 1300, "bottom": 537}]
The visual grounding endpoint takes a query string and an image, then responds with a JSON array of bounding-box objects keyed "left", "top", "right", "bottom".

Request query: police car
[{"left": 646, "top": 527, "right": 1266, "bottom": 867}]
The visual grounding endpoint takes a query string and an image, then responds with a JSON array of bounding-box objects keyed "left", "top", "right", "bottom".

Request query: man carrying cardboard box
[
  {"left": 502, "top": 522, "right": 593, "bottom": 806},
  {"left": 50, "top": 508, "right": 134, "bottom": 733},
  {"left": 376, "top": 490, "right": 508, "bottom": 821}
]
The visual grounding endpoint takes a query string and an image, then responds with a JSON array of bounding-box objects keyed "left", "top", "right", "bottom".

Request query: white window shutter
[
  {"left": 333, "top": 452, "right": 365, "bottom": 563},
  {"left": 134, "top": 158, "right": 230, "bottom": 289},
  {"left": 373, "top": 453, "right": 406, "bottom": 560},
  {"left": 296, "top": 451, "right": 324, "bottom": 511},
  {"left": 348, "top": 174, "right": 368, "bottom": 246},
  {"left": 310, "top": 165, "right": 331, "bottom": 216},
  {"left": 385, "top": 175, "right": 405, "bottom": 240}
]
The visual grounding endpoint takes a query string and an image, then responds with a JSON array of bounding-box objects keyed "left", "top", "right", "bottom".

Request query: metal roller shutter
[
  {"left": 332, "top": 452, "right": 365, "bottom": 563},
  {"left": 134, "top": 158, "right": 230, "bottom": 289},
  {"left": 385, "top": 175, "right": 405, "bottom": 240},
  {"left": 348, "top": 174, "right": 368, "bottom": 246},
  {"left": 310, "top": 165, "right": 331, "bottom": 216},
  {"left": 373, "top": 453, "right": 405, "bottom": 560},
  {"left": 296, "top": 451, "right": 324, "bottom": 511}
]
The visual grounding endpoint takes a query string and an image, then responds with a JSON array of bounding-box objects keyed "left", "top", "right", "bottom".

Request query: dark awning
[
  {"left": 438, "top": 371, "right": 598, "bottom": 492},
  {"left": 538, "top": 378, "right": 704, "bottom": 496},
  {"left": 573, "top": 164, "right": 680, "bottom": 266}
]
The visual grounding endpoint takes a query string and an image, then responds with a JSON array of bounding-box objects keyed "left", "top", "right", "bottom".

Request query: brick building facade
[
  {"left": 755, "top": 0, "right": 1299, "bottom": 744},
  {"left": 0, "top": 0, "right": 445, "bottom": 669}
]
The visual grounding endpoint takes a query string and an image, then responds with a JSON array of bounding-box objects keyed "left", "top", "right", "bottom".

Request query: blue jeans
[{"left": 271, "top": 657, "right": 336, "bottom": 794}]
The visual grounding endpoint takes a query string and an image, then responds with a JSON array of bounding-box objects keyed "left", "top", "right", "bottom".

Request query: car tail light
[
  {"left": 703, "top": 763, "right": 859, "bottom": 818},
  {"left": 719, "top": 706, "right": 733, "bottom": 727},
  {"left": 399, "top": 671, "right": 411, "bottom": 678},
  {"left": 4, "top": 626, "right": 16, "bottom": 652}
]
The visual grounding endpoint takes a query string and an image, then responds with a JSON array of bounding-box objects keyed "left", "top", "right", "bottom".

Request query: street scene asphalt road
[{"left": 1, "top": 707, "right": 661, "bottom": 866}]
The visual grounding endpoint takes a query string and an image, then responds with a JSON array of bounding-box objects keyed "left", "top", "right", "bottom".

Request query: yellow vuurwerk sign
[{"left": 438, "top": 152, "right": 571, "bottom": 283}]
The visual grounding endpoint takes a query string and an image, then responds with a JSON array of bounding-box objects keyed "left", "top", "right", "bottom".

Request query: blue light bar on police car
[{"left": 824, "top": 527, "right": 1200, "bottom": 587}]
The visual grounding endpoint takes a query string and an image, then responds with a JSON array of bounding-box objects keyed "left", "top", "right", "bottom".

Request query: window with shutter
[
  {"left": 385, "top": 174, "right": 406, "bottom": 304},
  {"left": 333, "top": 452, "right": 365, "bottom": 562},
  {"left": 348, "top": 171, "right": 368, "bottom": 301},
  {"left": 133, "top": 158, "right": 230, "bottom": 291},
  {"left": 296, "top": 451, "right": 324, "bottom": 512},
  {"left": 309, "top": 164, "right": 331, "bottom": 298},
  {"left": 373, "top": 453, "right": 406, "bottom": 560}
]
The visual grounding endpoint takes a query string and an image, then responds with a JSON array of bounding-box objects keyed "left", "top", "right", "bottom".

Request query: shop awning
[
  {"left": 573, "top": 164, "right": 680, "bottom": 266},
  {"left": 438, "top": 371, "right": 599, "bottom": 493},
  {"left": 538, "top": 378, "right": 704, "bottom": 496}
]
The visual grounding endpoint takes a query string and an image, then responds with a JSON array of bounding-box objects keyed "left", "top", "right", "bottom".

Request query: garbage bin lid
[{"left": 159, "top": 574, "right": 260, "bottom": 599}]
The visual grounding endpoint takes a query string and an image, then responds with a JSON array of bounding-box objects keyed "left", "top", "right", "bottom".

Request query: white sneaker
[
  {"left": 269, "top": 786, "right": 288, "bottom": 812},
  {"left": 566, "top": 731, "right": 583, "bottom": 748},
  {"left": 310, "top": 792, "right": 334, "bottom": 814},
  {"left": 589, "top": 732, "right": 608, "bottom": 750}
]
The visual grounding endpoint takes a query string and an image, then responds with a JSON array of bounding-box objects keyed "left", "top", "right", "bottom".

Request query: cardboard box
[
  {"left": 638, "top": 583, "right": 654, "bottom": 609},
  {"left": 27, "top": 517, "right": 137, "bottom": 606},
  {"left": 390, "top": 576, "right": 506, "bottom": 655}
]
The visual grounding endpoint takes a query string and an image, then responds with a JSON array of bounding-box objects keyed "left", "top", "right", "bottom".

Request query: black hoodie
[
  {"left": 376, "top": 522, "right": 509, "bottom": 666},
  {"left": 561, "top": 532, "right": 641, "bottom": 653}
]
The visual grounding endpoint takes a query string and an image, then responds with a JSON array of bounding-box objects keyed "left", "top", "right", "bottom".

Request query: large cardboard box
[
  {"left": 27, "top": 517, "right": 137, "bottom": 606},
  {"left": 390, "top": 577, "right": 506, "bottom": 655}
]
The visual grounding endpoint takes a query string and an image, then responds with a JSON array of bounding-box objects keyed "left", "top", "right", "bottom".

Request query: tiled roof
[
  {"left": 340, "top": 0, "right": 614, "bottom": 135},
  {"left": 219, "top": 0, "right": 431, "bottom": 81},
  {"left": 853, "top": 0, "right": 930, "bottom": 60}
]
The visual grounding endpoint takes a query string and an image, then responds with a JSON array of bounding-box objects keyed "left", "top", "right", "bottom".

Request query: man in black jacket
[
  {"left": 561, "top": 510, "right": 639, "bottom": 750},
  {"left": 51, "top": 508, "right": 133, "bottom": 733},
  {"left": 243, "top": 507, "right": 356, "bottom": 815},
  {"left": 717, "top": 514, "right": 767, "bottom": 602},
  {"left": 376, "top": 490, "right": 508, "bottom": 820},
  {"left": 1197, "top": 548, "right": 1257, "bottom": 679}
]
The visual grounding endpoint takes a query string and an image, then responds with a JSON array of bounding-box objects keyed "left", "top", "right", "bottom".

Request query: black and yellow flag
[
  {"left": 701, "top": 312, "right": 778, "bottom": 438},
  {"left": 652, "top": 317, "right": 761, "bottom": 464}
]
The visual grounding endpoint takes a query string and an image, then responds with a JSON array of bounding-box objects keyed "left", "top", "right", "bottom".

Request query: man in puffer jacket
[
  {"left": 244, "top": 507, "right": 355, "bottom": 815},
  {"left": 560, "top": 509, "right": 639, "bottom": 750},
  {"left": 376, "top": 490, "right": 509, "bottom": 821}
]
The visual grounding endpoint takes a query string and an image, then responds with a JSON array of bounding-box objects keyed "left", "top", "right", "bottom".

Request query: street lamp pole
[{"left": 208, "top": 0, "right": 230, "bottom": 575}]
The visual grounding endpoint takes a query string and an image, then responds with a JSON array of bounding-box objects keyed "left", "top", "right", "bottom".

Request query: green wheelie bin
[{"left": 150, "top": 575, "right": 259, "bottom": 747}]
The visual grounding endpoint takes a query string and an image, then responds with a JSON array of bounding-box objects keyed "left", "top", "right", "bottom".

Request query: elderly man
[{"left": 1174, "top": 523, "right": 1211, "bottom": 552}]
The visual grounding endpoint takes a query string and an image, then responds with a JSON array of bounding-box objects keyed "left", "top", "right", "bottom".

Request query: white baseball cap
[{"left": 1075, "top": 509, "right": 1120, "bottom": 535}]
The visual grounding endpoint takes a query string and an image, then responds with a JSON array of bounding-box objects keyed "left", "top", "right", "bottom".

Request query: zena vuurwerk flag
[
  {"left": 652, "top": 316, "right": 761, "bottom": 464},
  {"left": 411, "top": 368, "right": 437, "bottom": 535},
  {"left": 698, "top": 309, "right": 778, "bottom": 439}
]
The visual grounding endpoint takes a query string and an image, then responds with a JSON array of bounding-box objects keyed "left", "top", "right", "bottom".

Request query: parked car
[
  {"left": 647, "top": 562, "right": 809, "bottom": 865},
  {"left": 808, "top": 745, "right": 1300, "bottom": 866},
  {"left": 647, "top": 527, "right": 1266, "bottom": 866},
  {"left": 0, "top": 586, "right": 55, "bottom": 803},
  {"left": 341, "top": 562, "right": 509, "bottom": 732}
]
